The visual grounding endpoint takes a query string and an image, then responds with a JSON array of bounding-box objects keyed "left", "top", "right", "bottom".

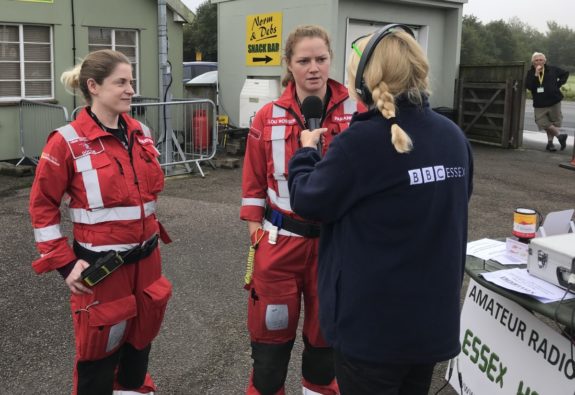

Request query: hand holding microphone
[{"left": 301, "top": 96, "right": 326, "bottom": 155}]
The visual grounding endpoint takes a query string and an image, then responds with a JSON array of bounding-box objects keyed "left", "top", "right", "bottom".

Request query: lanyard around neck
[{"left": 538, "top": 68, "right": 544, "bottom": 85}]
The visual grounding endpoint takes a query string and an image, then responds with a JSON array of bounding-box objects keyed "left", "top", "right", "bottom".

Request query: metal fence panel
[
  {"left": 18, "top": 100, "right": 69, "bottom": 164},
  {"left": 130, "top": 99, "right": 217, "bottom": 177}
]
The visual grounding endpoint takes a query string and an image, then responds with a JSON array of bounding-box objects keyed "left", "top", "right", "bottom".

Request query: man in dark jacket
[{"left": 525, "top": 52, "right": 569, "bottom": 152}]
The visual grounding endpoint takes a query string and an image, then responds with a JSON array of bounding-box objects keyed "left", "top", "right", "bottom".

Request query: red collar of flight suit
[{"left": 274, "top": 78, "right": 356, "bottom": 120}]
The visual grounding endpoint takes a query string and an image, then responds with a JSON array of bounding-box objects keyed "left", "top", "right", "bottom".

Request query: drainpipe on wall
[
  {"left": 71, "top": 0, "right": 77, "bottom": 110},
  {"left": 157, "top": 0, "right": 173, "bottom": 170}
]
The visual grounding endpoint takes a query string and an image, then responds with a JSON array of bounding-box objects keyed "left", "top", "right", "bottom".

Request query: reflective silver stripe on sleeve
[
  {"left": 267, "top": 187, "right": 292, "bottom": 212},
  {"left": 57, "top": 124, "right": 79, "bottom": 141},
  {"left": 69, "top": 206, "right": 142, "bottom": 224},
  {"left": 33, "top": 224, "right": 63, "bottom": 242},
  {"left": 77, "top": 241, "right": 140, "bottom": 252},
  {"left": 271, "top": 105, "right": 289, "bottom": 198},
  {"left": 241, "top": 198, "right": 266, "bottom": 207},
  {"left": 344, "top": 97, "right": 357, "bottom": 115}
]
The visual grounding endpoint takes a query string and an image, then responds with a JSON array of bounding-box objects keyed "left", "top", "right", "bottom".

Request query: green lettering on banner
[
  {"left": 461, "top": 328, "right": 508, "bottom": 388},
  {"left": 462, "top": 329, "right": 473, "bottom": 356},
  {"left": 516, "top": 381, "right": 539, "bottom": 395},
  {"left": 462, "top": 280, "right": 575, "bottom": 392}
]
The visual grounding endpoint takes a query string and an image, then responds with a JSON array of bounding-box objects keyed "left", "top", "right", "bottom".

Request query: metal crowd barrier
[
  {"left": 18, "top": 99, "right": 69, "bottom": 165},
  {"left": 130, "top": 99, "right": 217, "bottom": 177}
]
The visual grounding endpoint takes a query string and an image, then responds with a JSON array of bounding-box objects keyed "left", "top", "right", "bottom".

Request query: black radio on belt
[{"left": 81, "top": 251, "right": 124, "bottom": 286}]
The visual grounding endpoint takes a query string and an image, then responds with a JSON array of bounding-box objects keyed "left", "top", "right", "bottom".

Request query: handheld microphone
[{"left": 301, "top": 95, "right": 323, "bottom": 155}]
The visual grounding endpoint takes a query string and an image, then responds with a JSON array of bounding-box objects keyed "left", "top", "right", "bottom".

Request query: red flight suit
[
  {"left": 241, "top": 79, "right": 363, "bottom": 395},
  {"left": 29, "top": 108, "right": 172, "bottom": 394}
]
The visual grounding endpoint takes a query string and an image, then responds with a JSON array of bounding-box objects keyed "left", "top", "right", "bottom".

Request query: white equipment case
[{"left": 527, "top": 233, "right": 575, "bottom": 292}]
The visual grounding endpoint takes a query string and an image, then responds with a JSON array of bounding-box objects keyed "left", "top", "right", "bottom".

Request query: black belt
[
  {"left": 264, "top": 206, "right": 320, "bottom": 238},
  {"left": 73, "top": 234, "right": 159, "bottom": 265}
]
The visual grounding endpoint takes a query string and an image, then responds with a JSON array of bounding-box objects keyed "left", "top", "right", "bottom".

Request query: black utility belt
[
  {"left": 74, "top": 234, "right": 159, "bottom": 286},
  {"left": 264, "top": 206, "right": 320, "bottom": 238}
]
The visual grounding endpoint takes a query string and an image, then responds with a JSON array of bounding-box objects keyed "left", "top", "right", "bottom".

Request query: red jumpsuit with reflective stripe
[
  {"left": 29, "top": 108, "right": 171, "bottom": 394},
  {"left": 241, "top": 80, "right": 363, "bottom": 394}
]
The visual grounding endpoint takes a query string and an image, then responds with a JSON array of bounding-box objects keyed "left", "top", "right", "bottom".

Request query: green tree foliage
[
  {"left": 183, "top": 0, "right": 217, "bottom": 61},
  {"left": 461, "top": 16, "right": 575, "bottom": 72},
  {"left": 546, "top": 22, "right": 575, "bottom": 70},
  {"left": 461, "top": 16, "right": 496, "bottom": 64}
]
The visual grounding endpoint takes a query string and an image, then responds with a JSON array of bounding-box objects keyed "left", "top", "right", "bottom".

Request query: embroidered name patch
[
  {"left": 332, "top": 114, "right": 352, "bottom": 123},
  {"left": 265, "top": 118, "right": 297, "bottom": 126},
  {"left": 67, "top": 137, "right": 104, "bottom": 159}
]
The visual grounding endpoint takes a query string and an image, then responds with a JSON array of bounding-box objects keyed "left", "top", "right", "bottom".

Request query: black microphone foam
[{"left": 301, "top": 96, "right": 323, "bottom": 130}]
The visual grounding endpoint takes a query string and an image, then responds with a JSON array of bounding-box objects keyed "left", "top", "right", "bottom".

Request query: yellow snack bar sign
[{"left": 246, "top": 13, "right": 282, "bottom": 66}]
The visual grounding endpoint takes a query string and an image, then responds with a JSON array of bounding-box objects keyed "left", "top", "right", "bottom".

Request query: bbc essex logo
[{"left": 408, "top": 165, "right": 465, "bottom": 185}]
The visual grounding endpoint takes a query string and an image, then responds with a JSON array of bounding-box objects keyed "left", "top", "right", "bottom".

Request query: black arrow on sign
[{"left": 252, "top": 55, "right": 273, "bottom": 64}]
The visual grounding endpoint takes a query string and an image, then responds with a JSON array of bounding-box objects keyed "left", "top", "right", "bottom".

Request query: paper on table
[
  {"left": 480, "top": 268, "right": 575, "bottom": 303},
  {"left": 489, "top": 238, "right": 528, "bottom": 265},
  {"left": 466, "top": 238, "right": 506, "bottom": 260}
]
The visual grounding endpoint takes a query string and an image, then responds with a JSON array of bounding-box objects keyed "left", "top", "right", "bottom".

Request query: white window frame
[
  {"left": 88, "top": 27, "right": 140, "bottom": 94},
  {"left": 0, "top": 23, "right": 54, "bottom": 102}
]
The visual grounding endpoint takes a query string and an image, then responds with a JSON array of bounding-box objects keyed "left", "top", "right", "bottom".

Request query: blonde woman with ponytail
[
  {"left": 29, "top": 49, "right": 171, "bottom": 395},
  {"left": 288, "top": 26, "right": 474, "bottom": 395}
]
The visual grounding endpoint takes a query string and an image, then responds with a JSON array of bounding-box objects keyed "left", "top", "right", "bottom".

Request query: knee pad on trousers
[
  {"left": 251, "top": 340, "right": 295, "bottom": 395},
  {"left": 77, "top": 351, "right": 121, "bottom": 395},
  {"left": 302, "top": 336, "right": 335, "bottom": 386},
  {"left": 117, "top": 343, "right": 151, "bottom": 389}
]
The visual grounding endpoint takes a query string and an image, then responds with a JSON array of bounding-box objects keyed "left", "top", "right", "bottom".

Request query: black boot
[{"left": 557, "top": 134, "right": 568, "bottom": 150}]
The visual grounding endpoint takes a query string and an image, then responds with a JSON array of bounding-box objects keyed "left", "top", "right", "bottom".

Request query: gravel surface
[{"left": 0, "top": 140, "right": 572, "bottom": 394}]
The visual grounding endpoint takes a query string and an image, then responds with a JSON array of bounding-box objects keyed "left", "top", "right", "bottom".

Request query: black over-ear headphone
[{"left": 354, "top": 24, "right": 415, "bottom": 105}]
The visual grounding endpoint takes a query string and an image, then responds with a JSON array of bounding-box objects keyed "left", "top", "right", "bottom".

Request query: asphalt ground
[{"left": 0, "top": 130, "right": 573, "bottom": 394}]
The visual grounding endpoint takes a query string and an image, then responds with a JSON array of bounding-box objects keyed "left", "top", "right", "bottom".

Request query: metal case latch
[{"left": 537, "top": 250, "right": 548, "bottom": 269}]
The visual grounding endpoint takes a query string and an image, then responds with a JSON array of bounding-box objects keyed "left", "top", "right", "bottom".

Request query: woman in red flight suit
[
  {"left": 29, "top": 50, "right": 171, "bottom": 395},
  {"left": 240, "top": 25, "right": 363, "bottom": 395}
]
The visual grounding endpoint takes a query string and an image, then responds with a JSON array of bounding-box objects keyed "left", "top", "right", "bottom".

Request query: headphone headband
[{"left": 353, "top": 24, "right": 415, "bottom": 105}]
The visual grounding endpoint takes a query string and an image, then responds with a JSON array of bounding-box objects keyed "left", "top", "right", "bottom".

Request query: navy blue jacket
[
  {"left": 525, "top": 64, "right": 569, "bottom": 108},
  {"left": 288, "top": 96, "right": 473, "bottom": 364}
]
